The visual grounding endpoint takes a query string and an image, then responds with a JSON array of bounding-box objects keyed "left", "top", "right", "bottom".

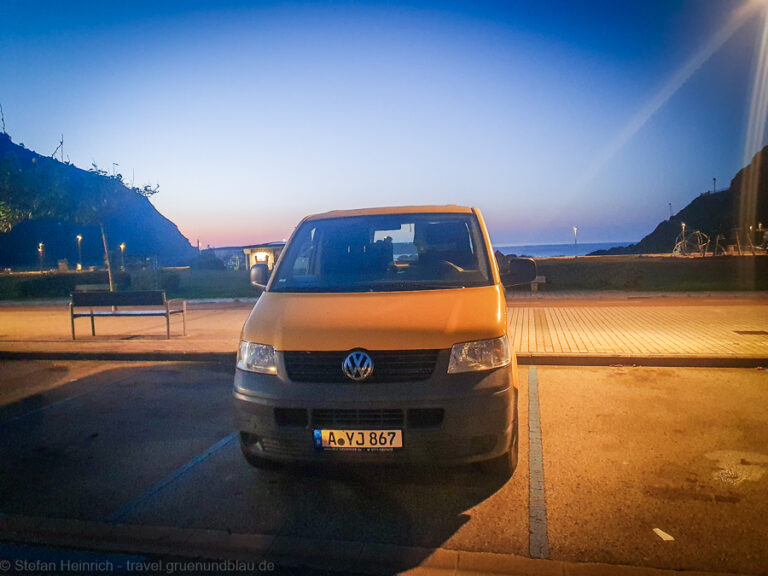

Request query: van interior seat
[{"left": 416, "top": 222, "right": 474, "bottom": 270}]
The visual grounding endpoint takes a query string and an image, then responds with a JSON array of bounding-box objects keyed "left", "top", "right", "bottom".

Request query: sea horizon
[{"left": 496, "top": 241, "right": 633, "bottom": 258}]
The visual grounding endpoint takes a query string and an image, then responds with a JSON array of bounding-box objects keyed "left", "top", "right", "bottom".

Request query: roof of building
[
  {"left": 242, "top": 242, "right": 286, "bottom": 251},
  {"left": 304, "top": 205, "right": 473, "bottom": 221}
]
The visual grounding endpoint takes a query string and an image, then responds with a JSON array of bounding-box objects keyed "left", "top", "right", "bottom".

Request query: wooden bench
[
  {"left": 530, "top": 275, "right": 547, "bottom": 293},
  {"left": 70, "top": 290, "right": 186, "bottom": 340}
]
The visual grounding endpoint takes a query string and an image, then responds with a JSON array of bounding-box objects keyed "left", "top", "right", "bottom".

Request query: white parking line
[
  {"left": 106, "top": 433, "right": 237, "bottom": 523},
  {"left": 528, "top": 366, "right": 549, "bottom": 558}
]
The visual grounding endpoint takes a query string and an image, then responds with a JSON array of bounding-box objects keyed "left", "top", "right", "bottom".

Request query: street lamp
[
  {"left": 37, "top": 242, "right": 44, "bottom": 271},
  {"left": 119, "top": 243, "right": 126, "bottom": 270},
  {"left": 76, "top": 234, "right": 83, "bottom": 271},
  {"left": 681, "top": 222, "right": 686, "bottom": 255},
  {"left": 573, "top": 226, "right": 578, "bottom": 258}
]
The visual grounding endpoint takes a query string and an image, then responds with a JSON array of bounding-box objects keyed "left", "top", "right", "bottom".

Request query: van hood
[{"left": 241, "top": 285, "right": 507, "bottom": 351}]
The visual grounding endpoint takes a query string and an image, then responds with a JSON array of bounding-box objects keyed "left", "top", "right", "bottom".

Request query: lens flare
[
  {"left": 578, "top": 2, "right": 760, "bottom": 191},
  {"left": 739, "top": 6, "right": 768, "bottom": 231}
]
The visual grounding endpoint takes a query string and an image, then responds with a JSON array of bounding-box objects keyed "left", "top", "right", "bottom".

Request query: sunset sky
[{"left": 2, "top": 0, "right": 767, "bottom": 247}]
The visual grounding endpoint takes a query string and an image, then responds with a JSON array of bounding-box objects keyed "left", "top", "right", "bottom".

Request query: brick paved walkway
[{"left": 508, "top": 304, "right": 768, "bottom": 356}]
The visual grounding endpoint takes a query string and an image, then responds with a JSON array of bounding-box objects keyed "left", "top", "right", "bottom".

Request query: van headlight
[
  {"left": 447, "top": 335, "right": 511, "bottom": 373},
  {"left": 237, "top": 341, "right": 277, "bottom": 374}
]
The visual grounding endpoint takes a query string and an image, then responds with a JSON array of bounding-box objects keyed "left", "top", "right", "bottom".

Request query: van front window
[{"left": 270, "top": 213, "right": 493, "bottom": 292}]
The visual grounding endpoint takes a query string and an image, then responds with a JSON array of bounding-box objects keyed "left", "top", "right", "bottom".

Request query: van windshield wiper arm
[
  {"left": 271, "top": 282, "right": 470, "bottom": 293},
  {"left": 377, "top": 282, "right": 467, "bottom": 291}
]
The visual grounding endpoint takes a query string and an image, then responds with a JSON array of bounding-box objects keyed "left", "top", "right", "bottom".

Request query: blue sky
[{"left": 1, "top": 0, "right": 766, "bottom": 247}]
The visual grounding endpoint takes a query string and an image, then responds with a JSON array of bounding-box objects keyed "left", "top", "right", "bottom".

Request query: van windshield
[{"left": 270, "top": 213, "right": 493, "bottom": 293}]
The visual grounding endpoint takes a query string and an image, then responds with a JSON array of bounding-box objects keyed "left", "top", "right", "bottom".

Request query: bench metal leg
[
  {"left": 70, "top": 307, "right": 76, "bottom": 340},
  {"left": 182, "top": 303, "right": 187, "bottom": 336},
  {"left": 90, "top": 312, "right": 96, "bottom": 336},
  {"left": 166, "top": 314, "right": 171, "bottom": 339}
]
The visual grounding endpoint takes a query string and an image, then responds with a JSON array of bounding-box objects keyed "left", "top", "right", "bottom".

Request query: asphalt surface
[
  {"left": 0, "top": 541, "right": 352, "bottom": 576},
  {"left": 0, "top": 361, "right": 766, "bottom": 574},
  {"left": 538, "top": 366, "right": 768, "bottom": 575}
]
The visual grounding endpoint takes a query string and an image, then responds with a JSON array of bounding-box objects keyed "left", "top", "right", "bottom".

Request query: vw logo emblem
[{"left": 342, "top": 351, "right": 374, "bottom": 382}]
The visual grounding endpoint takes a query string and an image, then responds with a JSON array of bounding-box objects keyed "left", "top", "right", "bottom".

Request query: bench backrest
[{"left": 71, "top": 290, "right": 167, "bottom": 307}]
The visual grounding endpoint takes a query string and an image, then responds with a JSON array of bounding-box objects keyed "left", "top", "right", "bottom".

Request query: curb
[
  {"left": 0, "top": 298, "right": 259, "bottom": 307},
  {"left": 0, "top": 350, "right": 236, "bottom": 363},
  {"left": 0, "top": 514, "right": 742, "bottom": 576},
  {"left": 515, "top": 354, "right": 767, "bottom": 369},
  {"left": 0, "top": 350, "right": 765, "bottom": 368}
]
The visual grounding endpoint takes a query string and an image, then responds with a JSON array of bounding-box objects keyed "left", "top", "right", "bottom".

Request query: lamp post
[
  {"left": 573, "top": 226, "right": 578, "bottom": 258},
  {"left": 681, "top": 222, "right": 686, "bottom": 255},
  {"left": 37, "top": 242, "right": 44, "bottom": 271},
  {"left": 119, "top": 243, "right": 126, "bottom": 271},
  {"left": 76, "top": 234, "right": 83, "bottom": 271}
]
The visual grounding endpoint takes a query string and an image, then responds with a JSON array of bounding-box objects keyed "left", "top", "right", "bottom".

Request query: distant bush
[
  {"left": 10, "top": 270, "right": 130, "bottom": 298},
  {"left": 522, "top": 255, "right": 768, "bottom": 292},
  {"left": 191, "top": 252, "right": 226, "bottom": 270},
  {"left": 161, "top": 271, "right": 181, "bottom": 292}
]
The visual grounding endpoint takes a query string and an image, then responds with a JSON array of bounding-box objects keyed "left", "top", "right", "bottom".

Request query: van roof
[{"left": 305, "top": 205, "right": 474, "bottom": 221}]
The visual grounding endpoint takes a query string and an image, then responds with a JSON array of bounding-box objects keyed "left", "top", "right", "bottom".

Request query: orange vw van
[{"left": 233, "top": 206, "right": 535, "bottom": 477}]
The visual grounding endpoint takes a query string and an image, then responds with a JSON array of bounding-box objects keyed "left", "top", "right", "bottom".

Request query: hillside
[
  {"left": 591, "top": 146, "right": 768, "bottom": 255},
  {"left": 0, "top": 133, "right": 196, "bottom": 267}
]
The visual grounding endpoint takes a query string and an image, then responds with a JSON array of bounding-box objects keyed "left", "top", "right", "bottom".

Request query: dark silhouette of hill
[
  {"left": 591, "top": 145, "right": 768, "bottom": 255},
  {"left": 0, "top": 133, "right": 196, "bottom": 267}
]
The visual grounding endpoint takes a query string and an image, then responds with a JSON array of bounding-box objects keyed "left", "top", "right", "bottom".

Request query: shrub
[
  {"left": 12, "top": 270, "right": 132, "bottom": 298},
  {"left": 161, "top": 271, "right": 181, "bottom": 292},
  {"left": 191, "top": 252, "right": 226, "bottom": 270}
]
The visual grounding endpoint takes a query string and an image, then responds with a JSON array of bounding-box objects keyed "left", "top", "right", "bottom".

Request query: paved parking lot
[{"left": 0, "top": 360, "right": 766, "bottom": 574}]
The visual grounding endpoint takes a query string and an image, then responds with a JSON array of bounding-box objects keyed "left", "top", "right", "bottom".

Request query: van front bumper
[{"left": 233, "top": 355, "right": 517, "bottom": 466}]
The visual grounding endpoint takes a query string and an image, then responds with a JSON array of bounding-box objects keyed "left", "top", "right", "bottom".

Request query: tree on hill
[
  {"left": 0, "top": 132, "right": 188, "bottom": 286},
  {"left": 1, "top": 145, "right": 120, "bottom": 288}
]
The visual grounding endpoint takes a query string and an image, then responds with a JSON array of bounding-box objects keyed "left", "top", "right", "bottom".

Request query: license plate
[{"left": 313, "top": 429, "right": 403, "bottom": 451}]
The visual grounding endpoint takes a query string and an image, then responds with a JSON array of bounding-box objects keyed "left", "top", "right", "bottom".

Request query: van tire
[
  {"left": 480, "top": 422, "right": 519, "bottom": 479},
  {"left": 239, "top": 432, "right": 282, "bottom": 470}
]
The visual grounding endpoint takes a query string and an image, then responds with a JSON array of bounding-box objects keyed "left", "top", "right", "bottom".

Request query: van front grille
[
  {"left": 283, "top": 350, "right": 440, "bottom": 383},
  {"left": 312, "top": 409, "right": 404, "bottom": 427}
]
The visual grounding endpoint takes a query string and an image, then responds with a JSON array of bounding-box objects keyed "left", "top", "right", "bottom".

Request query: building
[
  {"left": 242, "top": 242, "right": 285, "bottom": 270},
  {"left": 205, "top": 242, "right": 284, "bottom": 270}
]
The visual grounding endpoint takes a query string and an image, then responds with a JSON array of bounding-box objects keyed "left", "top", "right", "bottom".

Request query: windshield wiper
[
  {"left": 377, "top": 282, "right": 467, "bottom": 291},
  {"left": 271, "top": 282, "right": 470, "bottom": 293}
]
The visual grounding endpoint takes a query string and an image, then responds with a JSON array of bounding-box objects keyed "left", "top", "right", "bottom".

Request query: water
[{"left": 496, "top": 241, "right": 632, "bottom": 258}]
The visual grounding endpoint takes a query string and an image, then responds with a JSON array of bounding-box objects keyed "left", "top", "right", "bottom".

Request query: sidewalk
[{"left": 0, "top": 294, "right": 766, "bottom": 366}]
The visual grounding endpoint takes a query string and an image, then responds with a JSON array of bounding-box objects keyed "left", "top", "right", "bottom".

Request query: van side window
[{"left": 291, "top": 227, "right": 317, "bottom": 277}]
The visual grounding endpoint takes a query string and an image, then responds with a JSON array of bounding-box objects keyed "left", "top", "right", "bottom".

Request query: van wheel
[
  {"left": 239, "top": 432, "right": 281, "bottom": 470},
  {"left": 480, "top": 424, "right": 519, "bottom": 479}
]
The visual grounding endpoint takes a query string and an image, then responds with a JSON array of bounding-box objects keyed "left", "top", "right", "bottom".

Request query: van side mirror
[
  {"left": 500, "top": 256, "right": 537, "bottom": 287},
  {"left": 250, "top": 264, "right": 270, "bottom": 289}
]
